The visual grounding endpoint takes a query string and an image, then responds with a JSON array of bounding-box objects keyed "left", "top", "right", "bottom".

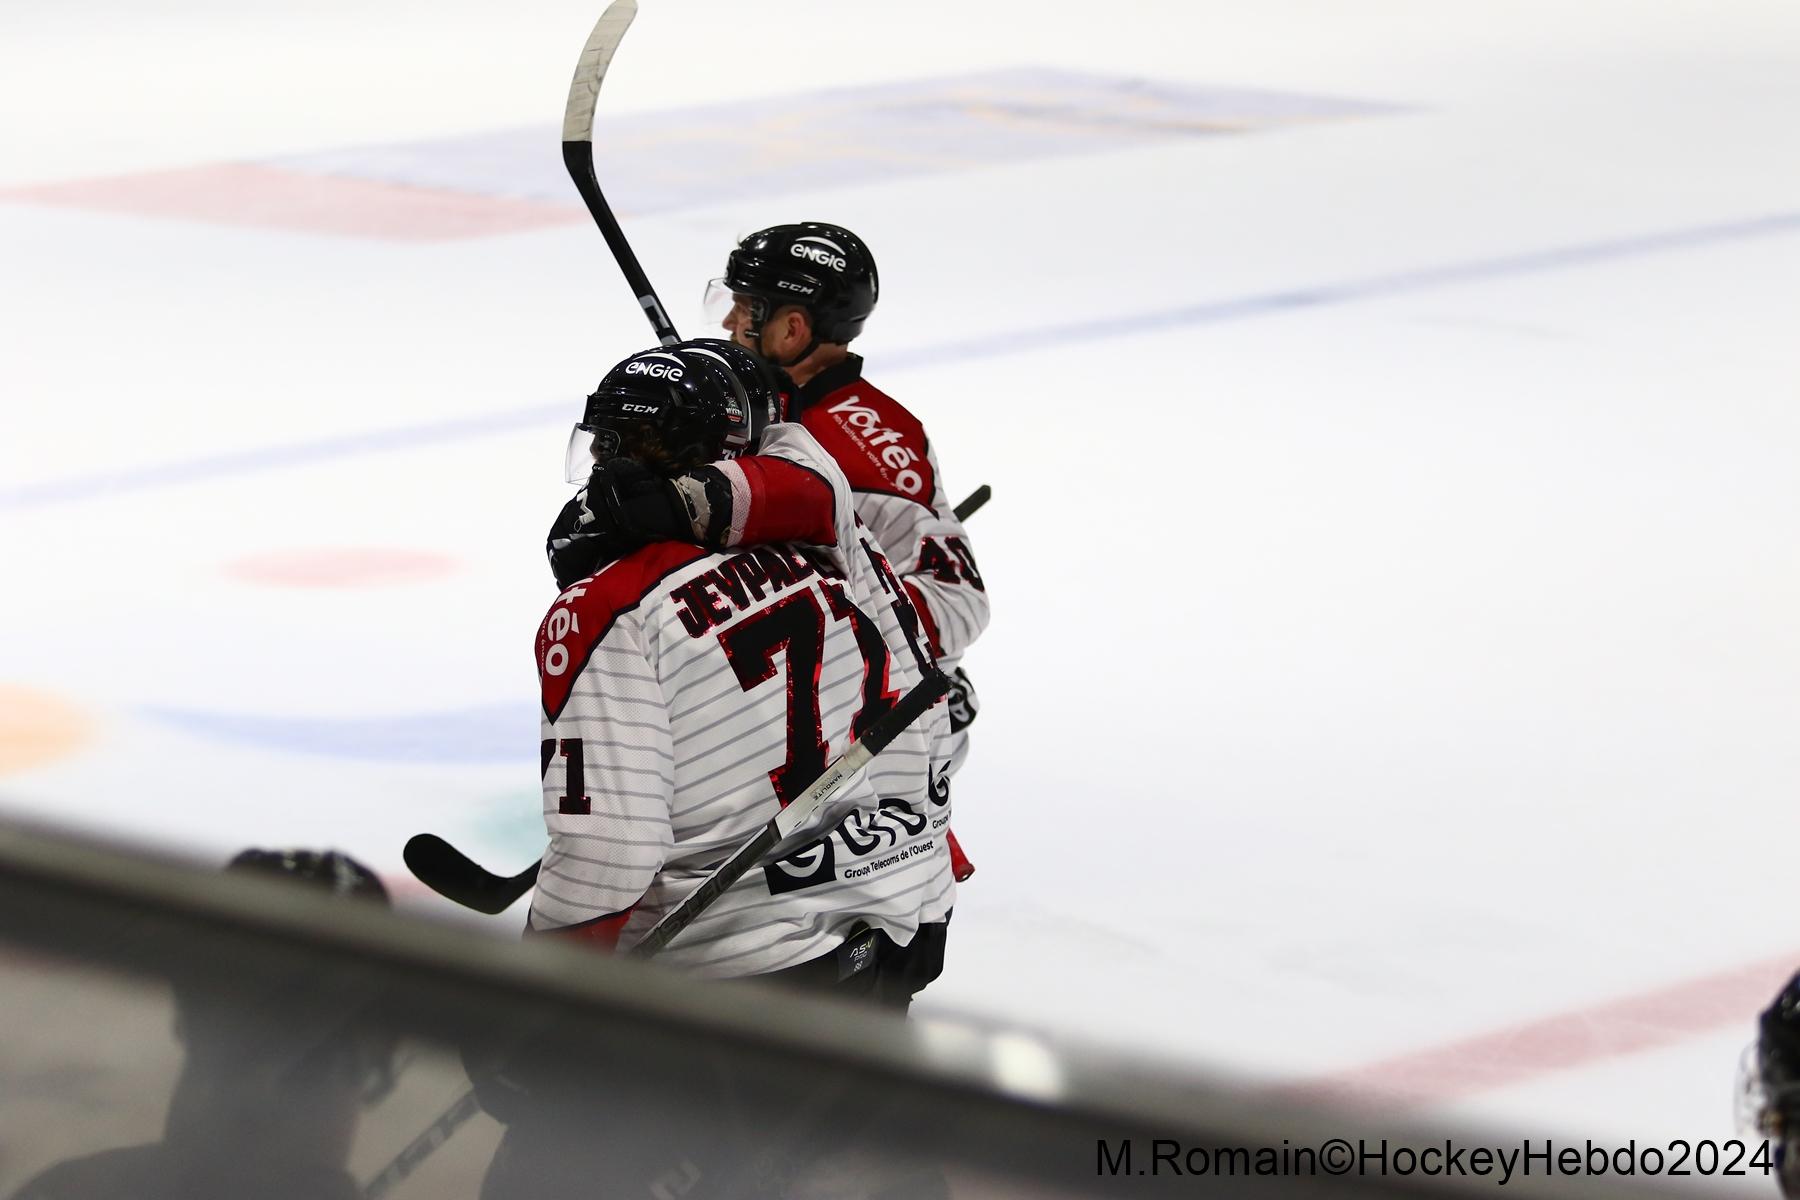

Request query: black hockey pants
[{"left": 756, "top": 917, "right": 950, "bottom": 1014}]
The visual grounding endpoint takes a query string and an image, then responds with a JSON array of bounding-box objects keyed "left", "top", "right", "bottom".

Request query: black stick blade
[
  {"left": 953, "top": 484, "right": 991, "bottom": 522},
  {"left": 404, "top": 834, "right": 538, "bottom": 915}
]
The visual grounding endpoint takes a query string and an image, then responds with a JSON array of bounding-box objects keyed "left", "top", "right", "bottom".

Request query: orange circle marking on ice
[
  {"left": 224, "top": 549, "right": 460, "bottom": 588},
  {"left": 0, "top": 687, "right": 92, "bottom": 774}
]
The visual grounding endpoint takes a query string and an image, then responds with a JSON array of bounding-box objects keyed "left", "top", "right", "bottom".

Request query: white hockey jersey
[
  {"left": 529, "top": 425, "right": 953, "bottom": 978},
  {"left": 790, "top": 358, "right": 987, "bottom": 886},
  {"left": 789, "top": 355, "right": 989, "bottom": 670}
]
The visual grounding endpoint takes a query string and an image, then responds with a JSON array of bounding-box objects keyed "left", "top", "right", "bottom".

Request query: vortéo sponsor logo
[{"left": 827, "top": 394, "right": 925, "bottom": 495}]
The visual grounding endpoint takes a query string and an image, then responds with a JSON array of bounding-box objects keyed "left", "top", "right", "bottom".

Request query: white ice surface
[{"left": 4, "top": 0, "right": 1800, "bottom": 1177}]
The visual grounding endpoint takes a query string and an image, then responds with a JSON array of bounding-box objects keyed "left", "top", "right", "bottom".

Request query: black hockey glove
[
  {"left": 547, "top": 482, "right": 640, "bottom": 590},
  {"left": 590, "top": 457, "right": 700, "bottom": 544},
  {"left": 945, "top": 667, "right": 979, "bottom": 733}
]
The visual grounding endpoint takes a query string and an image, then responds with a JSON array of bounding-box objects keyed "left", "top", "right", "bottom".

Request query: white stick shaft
[
  {"left": 561, "top": 0, "right": 637, "bottom": 142},
  {"left": 774, "top": 740, "right": 874, "bottom": 840}
]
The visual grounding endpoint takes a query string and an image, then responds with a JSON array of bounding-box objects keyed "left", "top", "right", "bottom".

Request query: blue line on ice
[
  {"left": 142, "top": 703, "right": 535, "bottom": 764},
  {"left": 6, "top": 209, "right": 1797, "bottom": 512}
]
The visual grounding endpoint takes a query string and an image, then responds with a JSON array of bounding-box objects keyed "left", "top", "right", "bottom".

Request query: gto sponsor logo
[
  {"left": 624, "top": 360, "right": 683, "bottom": 380},
  {"left": 776, "top": 278, "right": 816, "bottom": 294},
  {"left": 765, "top": 799, "right": 932, "bottom": 894},
  {"left": 540, "top": 585, "right": 587, "bottom": 677},
  {"left": 827, "top": 394, "right": 925, "bottom": 495},
  {"left": 790, "top": 239, "right": 848, "bottom": 272},
  {"left": 763, "top": 839, "right": 834, "bottom": 895},
  {"left": 619, "top": 402, "right": 659, "bottom": 414}
]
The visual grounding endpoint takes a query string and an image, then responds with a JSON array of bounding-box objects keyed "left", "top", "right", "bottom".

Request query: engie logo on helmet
[
  {"left": 790, "top": 238, "right": 848, "bottom": 273},
  {"left": 624, "top": 360, "right": 684, "bottom": 380}
]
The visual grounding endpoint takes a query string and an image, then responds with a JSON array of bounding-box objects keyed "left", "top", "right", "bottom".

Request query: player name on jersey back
[{"left": 667, "top": 543, "right": 833, "bottom": 636}]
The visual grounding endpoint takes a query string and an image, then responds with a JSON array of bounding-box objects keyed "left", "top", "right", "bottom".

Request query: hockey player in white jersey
[
  {"left": 552, "top": 223, "right": 988, "bottom": 885},
  {"left": 533, "top": 339, "right": 953, "bottom": 998},
  {"left": 707, "top": 225, "right": 987, "bottom": 798}
]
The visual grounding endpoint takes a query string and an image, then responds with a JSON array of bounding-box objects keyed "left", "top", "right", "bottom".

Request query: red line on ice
[
  {"left": 2, "top": 163, "right": 589, "bottom": 240},
  {"left": 1290, "top": 952, "right": 1797, "bottom": 1106},
  {"left": 224, "top": 548, "right": 460, "bottom": 588}
]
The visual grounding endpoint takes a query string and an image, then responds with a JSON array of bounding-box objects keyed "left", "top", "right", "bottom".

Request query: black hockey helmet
[
  {"left": 565, "top": 339, "right": 788, "bottom": 482},
  {"left": 226, "top": 847, "right": 390, "bottom": 902},
  {"left": 1745, "top": 975, "right": 1800, "bottom": 1128},
  {"left": 704, "top": 222, "right": 879, "bottom": 345},
  {"left": 1741, "top": 973, "right": 1800, "bottom": 1194},
  {"left": 173, "top": 848, "right": 399, "bottom": 1104}
]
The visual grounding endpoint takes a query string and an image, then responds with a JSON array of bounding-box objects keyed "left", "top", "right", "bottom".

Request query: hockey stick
[
  {"left": 631, "top": 668, "right": 946, "bottom": 957},
  {"left": 954, "top": 484, "right": 990, "bottom": 522},
  {"left": 622, "top": 462, "right": 976, "bottom": 950},
  {"left": 404, "top": 484, "right": 991, "bottom": 914},
  {"left": 404, "top": 670, "right": 948, "bottom": 923},
  {"left": 403, "top": 833, "right": 534, "bottom": 916},
  {"left": 562, "top": 0, "right": 680, "bottom": 346},
  {"left": 396, "top": 0, "right": 667, "bottom": 917},
  {"left": 363, "top": 1090, "right": 482, "bottom": 1200}
]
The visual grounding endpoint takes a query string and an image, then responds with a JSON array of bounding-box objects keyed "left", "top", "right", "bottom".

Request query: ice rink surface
[{"left": 5, "top": 0, "right": 1800, "bottom": 1180}]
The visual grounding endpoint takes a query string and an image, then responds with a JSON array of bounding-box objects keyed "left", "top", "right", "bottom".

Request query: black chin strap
[
  {"left": 775, "top": 336, "right": 822, "bottom": 371},
  {"left": 748, "top": 305, "right": 822, "bottom": 371}
]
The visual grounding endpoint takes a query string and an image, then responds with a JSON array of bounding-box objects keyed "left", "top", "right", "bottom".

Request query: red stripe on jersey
[
  {"left": 798, "top": 380, "right": 937, "bottom": 506},
  {"left": 734, "top": 455, "right": 837, "bottom": 546},
  {"left": 947, "top": 830, "right": 975, "bottom": 882},
  {"left": 543, "top": 906, "right": 637, "bottom": 951},
  {"left": 903, "top": 579, "right": 943, "bottom": 657},
  {"left": 538, "top": 542, "right": 709, "bottom": 721}
]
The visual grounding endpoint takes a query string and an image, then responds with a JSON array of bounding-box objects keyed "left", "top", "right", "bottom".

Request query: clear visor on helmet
[
  {"left": 702, "top": 278, "right": 766, "bottom": 337},
  {"left": 563, "top": 422, "right": 622, "bottom": 484}
]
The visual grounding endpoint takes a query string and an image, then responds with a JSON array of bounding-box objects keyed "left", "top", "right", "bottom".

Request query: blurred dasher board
[{"left": 0, "top": 817, "right": 1723, "bottom": 1199}]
